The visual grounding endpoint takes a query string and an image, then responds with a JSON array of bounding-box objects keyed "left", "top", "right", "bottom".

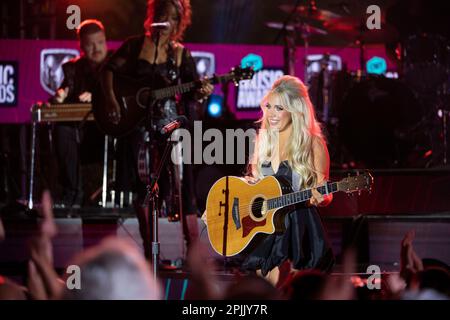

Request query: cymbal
[
  {"left": 265, "top": 21, "right": 328, "bottom": 35},
  {"left": 279, "top": 4, "right": 341, "bottom": 21},
  {"left": 323, "top": 17, "right": 399, "bottom": 43}
]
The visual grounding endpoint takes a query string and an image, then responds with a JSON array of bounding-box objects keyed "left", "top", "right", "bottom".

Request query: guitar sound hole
[
  {"left": 251, "top": 197, "right": 265, "bottom": 218},
  {"left": 136, "top": 88, "right": 150, "bottom": 109}
]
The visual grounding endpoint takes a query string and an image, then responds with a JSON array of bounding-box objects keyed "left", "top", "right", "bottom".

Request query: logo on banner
[
  {"left": 40, "top": 48, "right": 79, "bottom": 95},
  {"left": 191, "top": 51, "right": 215, "bottom": 78},
  {"left": 236, "top": 68, "right": 284, "bottom": 110},
  {"left": 0, "top": 61, "right": 18, "bottom": 107},
  {"left": 305, "top": 54, "right": 342, "bottom": 83}
]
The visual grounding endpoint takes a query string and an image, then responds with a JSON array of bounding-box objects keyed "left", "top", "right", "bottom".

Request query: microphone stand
[
  {"left": 143, "top": 133, "right": 176, "bottom": 281},
  {"left": 145, "top": 28, "right": 162, "bottom": 280},
  {"left": 274, "top": 0, "right": 302, "bottom": 77},
  {"left": 149, "top": 29, "right": 161, "bottom": 128}
]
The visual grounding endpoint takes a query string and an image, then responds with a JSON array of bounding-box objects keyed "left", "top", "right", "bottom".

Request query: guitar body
[
  {"left": 205, "top": 171, "right": 374, "bottom": 257},
  {"left": 92, "top": 73, "right": 157, "bottom": 137},
  {"left": 205, "top": 175, "right": 293, "bottom": 257}
]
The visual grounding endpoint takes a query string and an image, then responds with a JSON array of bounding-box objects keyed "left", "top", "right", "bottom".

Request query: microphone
[
  {"left": 150, "top": 22, "right": 171, "bottom": 30},
  {"left": 160, "top": 116, "right": 188, "bottom": 135}
]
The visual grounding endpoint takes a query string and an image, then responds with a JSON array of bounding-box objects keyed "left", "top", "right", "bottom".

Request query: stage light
[
  {"left": 208, "top": 103, "right": 221, "bottom": 117},
  {"left": 366, "top": 56, "right": 387, "bottom": 75},
  {"left": 206, "top": 94, "right": 223, "bottom": 118},
  {"left": 240, "top": 53, "right": 263, "bottom": 71}
]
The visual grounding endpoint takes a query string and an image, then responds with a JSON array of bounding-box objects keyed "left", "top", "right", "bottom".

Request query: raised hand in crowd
[
  {"left": 185, "top": 240, "right": 222, "bottom": 300},
  {"left": 27, "top": 190, "right": 64, "bottom": 300},
  {"left": 318, "top": 249, "right": 357, "bottom": 300},
  {"left": 400, "top": 229, "right": 423, "bottom": 287}
]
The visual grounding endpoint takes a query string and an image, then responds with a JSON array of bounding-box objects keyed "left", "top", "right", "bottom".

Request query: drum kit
[{"left": 266, "top": 1, "right": 450, "bottom": 168}]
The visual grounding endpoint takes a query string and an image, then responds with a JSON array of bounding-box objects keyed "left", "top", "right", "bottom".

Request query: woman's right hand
[
  {"left": 106, "top": 95, "right": 121, "bottom": 125},
  {"left": 244, "top": 176, "right": 259, "bottom": 184},
  {"left": 102, "top": 70, "right": 121, "bottom": 125}
]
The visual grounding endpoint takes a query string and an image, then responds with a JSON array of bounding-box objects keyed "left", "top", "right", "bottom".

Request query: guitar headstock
[
  {"left": 337, "top": 171, "right": 374, "bottom": 195},
  {"left": 229, "top": 66, "right": 255, "bottom": 85}
]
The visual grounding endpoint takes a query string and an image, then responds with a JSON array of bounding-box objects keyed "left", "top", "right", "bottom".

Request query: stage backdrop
[{"left": 0, "top": 39, "right": 394, "bottom": 123}]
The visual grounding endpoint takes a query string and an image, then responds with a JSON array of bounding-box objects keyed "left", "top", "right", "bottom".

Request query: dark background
[
  {"left": 1, "top": 0, "right": 450, "bottom": 207},
  {"left": 1, "top": 0, "right": 398, "bottom": 44}
]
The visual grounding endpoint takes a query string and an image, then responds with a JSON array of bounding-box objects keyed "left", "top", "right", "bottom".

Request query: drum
[
  {"left": 339, "top": 76, "right": 424, "bottom": 168},
  {"left": 308, "top": 70, "right": 355, "bottom": 123},
  {"left": 403, "top": 34, "right": 450, "bottom": 93}
]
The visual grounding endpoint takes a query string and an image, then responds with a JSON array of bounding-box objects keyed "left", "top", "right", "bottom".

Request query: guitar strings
[
  {"left": 208, "top": 182, "right": 335, "bottom": 215},
  {"left": 206, "top": 178, "right": 365, "bottom": 215},
  {"left": 204, "top": 197, "right": 311, "bottom": 223},
  {"left": 204, "top": 178, "right": 368, "bottom": 223},
  {"left": 220, "top": 195, "right": 309, "bottom": 212},
  {"left": 207, "top": 185, "right": 324, "bottom": 215}
]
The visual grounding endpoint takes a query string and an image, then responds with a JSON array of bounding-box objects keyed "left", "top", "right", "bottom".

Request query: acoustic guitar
[
  {"left": 92, "top": 66, "right": 254, "bottom": 137},
  {"left": 205, "top": 172, "right": 373, "bottom": 257}
]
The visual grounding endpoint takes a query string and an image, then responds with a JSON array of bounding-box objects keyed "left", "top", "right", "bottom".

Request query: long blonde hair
[{"left": 250, "top": 75, "right": 325, "bottom": 189}]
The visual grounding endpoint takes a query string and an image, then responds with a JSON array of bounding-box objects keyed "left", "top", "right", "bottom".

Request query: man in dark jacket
[{"left": 53, "top": 19, "right": 109, "bottom": 208}]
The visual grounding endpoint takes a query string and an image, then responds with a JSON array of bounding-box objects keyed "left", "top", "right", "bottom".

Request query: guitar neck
[
  {"left": 151, "top": 73, "right": 235, "bottom": 100},
  {"left": 267, "top": 181, "right": 338, "bottom": 210}
]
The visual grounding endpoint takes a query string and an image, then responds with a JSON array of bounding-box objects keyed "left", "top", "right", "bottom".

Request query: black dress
[{"left": 241, "top": 160, "right": 335, "bottom": 276}]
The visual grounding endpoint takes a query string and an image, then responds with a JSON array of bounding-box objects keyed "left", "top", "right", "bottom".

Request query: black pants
[{"left": 54, "top": 124, "right": 83, "bottom": 205}]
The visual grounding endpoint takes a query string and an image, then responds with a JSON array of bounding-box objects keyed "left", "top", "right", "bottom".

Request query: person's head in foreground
[{"left": 60, "top": 237, "right": 162, "bottom": 300}]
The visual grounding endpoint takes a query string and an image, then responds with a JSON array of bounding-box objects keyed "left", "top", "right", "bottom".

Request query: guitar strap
[
  {"left": 261, "top": 162, "right": 273, "bottom": 177},
  {"left": 292, "top": 170, "right": 301, "bottom": 192},
  {"left": 262, "top": 161, "right": 302, "bottom": 191},
  {"left": 166, "top": 42, "right": 179, "bottom": 83}
]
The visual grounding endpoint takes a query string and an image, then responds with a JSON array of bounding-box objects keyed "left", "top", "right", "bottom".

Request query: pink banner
[{"left": 0, "top": 39, "right": 394, "bottom": 123}]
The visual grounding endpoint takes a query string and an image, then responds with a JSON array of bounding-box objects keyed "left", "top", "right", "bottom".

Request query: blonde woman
[{"left": 241, "top": 75, "right": 335, "bottom": 285}]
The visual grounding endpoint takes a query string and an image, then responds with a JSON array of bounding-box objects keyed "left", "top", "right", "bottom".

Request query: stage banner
[{"left": 0, "top": 39, "right": 393, "bottom": 123}]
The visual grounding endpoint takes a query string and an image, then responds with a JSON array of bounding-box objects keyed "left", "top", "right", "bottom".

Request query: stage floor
[{"left": 1, "top": 207, "right": 449, "bottom": 274}]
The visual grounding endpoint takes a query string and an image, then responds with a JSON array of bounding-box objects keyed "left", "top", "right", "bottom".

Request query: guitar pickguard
[{"left": 242, "top": 215, "right": 266, "bottom": 238}]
